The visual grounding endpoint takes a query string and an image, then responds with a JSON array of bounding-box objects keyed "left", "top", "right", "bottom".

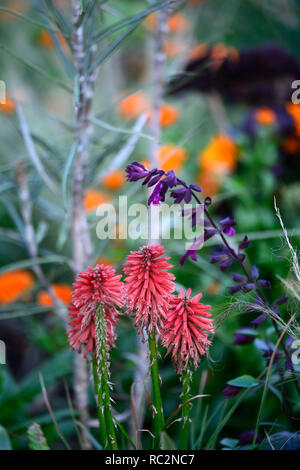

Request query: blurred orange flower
[
  {"left": 168, "top": 13, "right": 189, "bottom": 33},
  {"left": 159, "top": 104, "right": 179, "bottom": 127},
  {"left": 210, "top": 43, "right": 239, "bottom": 68},
  {"left": 0, "top": 270, "right": 34, "bottom": 304},
  {"left": 188, "top": 43, "right": 209, "bottom": 61},
  {"left": 198, "top": 134, "right": 238, "bottom": 174},
  {"left": 0, "top": 96, "right": 15, "bottom": 114},
  {"left": 37, "top": 284, "right": 72, "bottom": 307},
  {"left": 206, "top": 281, "right": 221, "bottom": 295},
  {"left": 37, "top": 30, "right": 67, "bottom": 50},
  {"left": 254, "top": 107, "right": 276, "bottom": 126},
  {"left": 158, "top": 145, "right": 187, "bottom": 172},
  {"left": 84, "top": 190, "right": 110, "bottom": 212},
  {"left": 197, "top": 171, "right": 221, "bottom": 197},
  {"left": 118, "top": 92, "right": 149, "bottom": 120},
  {"left": 102, "top": 170, "right": 125, "bottom": 190},
  {"left": 145, "top": 12, "right": 188, "bottom": 32},
  {"left": 282, "top": 136, "right": 300, "bottom": 154},
  {"left": 286, "top": 102, "right": 300, "bottom": 137}
]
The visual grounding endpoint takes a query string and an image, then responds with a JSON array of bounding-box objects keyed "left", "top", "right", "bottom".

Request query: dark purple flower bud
[
  {"left": 204, "top": 196, "right": 212, "bottom": 206},
  {"left": 257, "top": 279, "right": 271, "bottom": 289},
  {"left": 252, "top": 265, "right": 259, "bottom": 281},
  {"left": 239, "top": 430, "right": 262, "bottom": 446},
  {"left": 126, "top": 162, "right": 149, "bottom": 181},
  {"left": 163, "top": 170, "right": 177, "bottom": 188},
  {"left": 239, "top": 235, "right": 250, "bottom": 250},
  {"left": 232, "top": 272, "right": 247, "bottom": 283},
  {"left": 237, "top": 252, "right": 246, "bottom": 262},
  {"left": 184, "top": 188, "right": 192, "bottom": 203},
  {"left": 189, "top": 184, "right": 202, "bottom": 192},
  {"left": 170, "top": 187, "right": 186, "bottom": 204},
  {"left": 273, "top": 294, "right": 288, "bottom": 308},
  {"left": 233, "top": 328, "right": 256, "bottom": 345},
  {"left": 143, "top": 169, "right": 164, "bottom": 186},
  {"left": 204, "top": 227, "right": 218, "bottom": 241},
  {"left": 251, "top": 313, "right": 267, "bottom": 328},
  {"left": 229, "top": 284, "right": 242, "bottom": 294},
  {"left": 148, "top": 181, "right": 164, "bottom": 205},
  {"left": 222, "top": 385, "right": 241, "bottom": 398},
  {"left": 241, "top": 283, "right": 256, "bottom": 292},
  {"left": 210, "top": 252, "right": 228, "bottom": 264},
  {"left": 220, "top": 217, "right": 237, "bottom": 237},
  {"left": 180, "top": 248, "right": 197, "bottom": 265},
  {"left": 220, "top": 257, "right": 234, "bottom": 271}
]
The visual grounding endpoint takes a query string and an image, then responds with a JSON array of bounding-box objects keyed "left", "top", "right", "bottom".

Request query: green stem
[
  {"left": 148, "top": 331, "right": 164, "bottom": 446},
  {"left": 180, "top": 369, "right": 191, "bottom": 450},
  {"left": 94, "top": 304, "right": 118, "bottom": 450},
  {"left": 93, "top": 360, "right": 107, "bottom": 448}
]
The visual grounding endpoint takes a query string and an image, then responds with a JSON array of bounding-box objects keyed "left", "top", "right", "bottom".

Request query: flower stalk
[
  {"left": 148, "top": 331, "right": 165, "bottom": 446},
  {"left": 180, "top": 369, "right": 192, "bottom": 450},
  {"left": 94, "top": 303, "right": 118, "bottom": 450}
]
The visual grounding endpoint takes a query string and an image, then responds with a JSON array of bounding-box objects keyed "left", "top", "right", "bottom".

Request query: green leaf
[
  {"left": 27, "top": 423, "right": 50, "bottom": 450},
  {"left": 227, "top": 375, "right": 259, "bottom": 389},
  {"left": 89, "top": 22, "right": 138, "bottom": 73},
  {"left": 160, "top": 432, "right": 177, "bottom": 450},
  {"left": 62, "top": 143, "right": 77, "bottom": 210},
  {"left": 0, "top": 425, "right": 12, "bottom": 450},
  {"left": 0, "top": 255, "right": 71, "bottom": 274},
  {"left": 92, "top": 1, "right": 170, "bottom": 44}
]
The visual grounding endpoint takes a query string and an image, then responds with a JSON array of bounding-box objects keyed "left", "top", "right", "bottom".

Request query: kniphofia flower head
[
  {"left": 67, "top": 264, "right": 124, "bottom": 357},
  {"left": 162, "top": 288, "right": 214, "bottom": 373},
  {"left": 124, "top": 245, "right": 175, "bottom": 336}
]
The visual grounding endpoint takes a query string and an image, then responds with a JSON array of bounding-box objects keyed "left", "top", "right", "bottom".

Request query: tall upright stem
[
  {"left": 71, "top": 0, "right": 98, "bottom": 449},
  {"left": 180, "top": 369, "right": 191, "bottom": 450},
  {"left": 94, "top": 304, "right": 118, "bottom": 450},
  {"left": 148, "top": 331, "right": 165, "bottom": 446}
]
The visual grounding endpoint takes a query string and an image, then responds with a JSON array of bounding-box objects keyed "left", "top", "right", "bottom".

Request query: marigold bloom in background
[
  {"left": 0, "top": 270, "right": 34, "bottom": 304},
  {"left": 118, "top": 91, "right": 149, "bottom": 120},
  {"left": 159, "top": 104, "right": 179, "bottom": 128},
  {"left": 124, "top": 245, "right": 175, "bottom": 335},
  {"left": 102, "top": 170, "right": 125, "bottom": 190},
  {"left": 162, "top": 288, "right": 213, "bottom": 373},
  {"left": 198, "top": 134, "right": 238, "bottom": 174},
  {"left": 84, "top": 189, "right": 110, "bottom": 212},
  {"left": 0, "top": 1, "right": 29, "bottom": 22},
  {"left": 210, "top": 43, "right": 239, "bottom": 68},
  {"left": 68, "top": 265, "right": 124, "bottom": 357},
  {"left": 145, "top": 12, "right": 188, "bottom": 32},
  {"left": 254, "top": 107, "right": 276, "bottom": 126},
  {"left": 286, "top": 102, "right": 300, "bottom": 136},
  {"left": 37, "top": 284, "right": 72, "bottom": 307},
  {"left": 168, "top": 13, "right": 189, "bottom": 33},
  {"left": 158, "top": 144, "right": 187, "bottom": 173},
  {"left": 0, "top": 96, "right": 15, "bottom": 114},
  {"left": 197, "top": 170, "right": 221, "bottom": 197}
]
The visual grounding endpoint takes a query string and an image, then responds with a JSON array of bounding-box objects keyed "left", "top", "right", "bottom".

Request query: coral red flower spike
[
  {"left": 67, "top": 264, "right": 124, "bottom": 357},
  {"left": 162, "top": 288, "right": 214, "bottom": 374},
  {"left": 124, "top": 245, "right": 175, "bottom": 336}
]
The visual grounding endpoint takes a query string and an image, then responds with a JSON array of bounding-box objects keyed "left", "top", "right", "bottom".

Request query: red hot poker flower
[
  {"left": 67, "top": 264, "right": 124, "bottom": 357},
  {"left": 124, "top": 245, "right": 175, "bottom": 336},
  {"left": 162, "top": 288, "right": 214, "bottom": 373}
]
